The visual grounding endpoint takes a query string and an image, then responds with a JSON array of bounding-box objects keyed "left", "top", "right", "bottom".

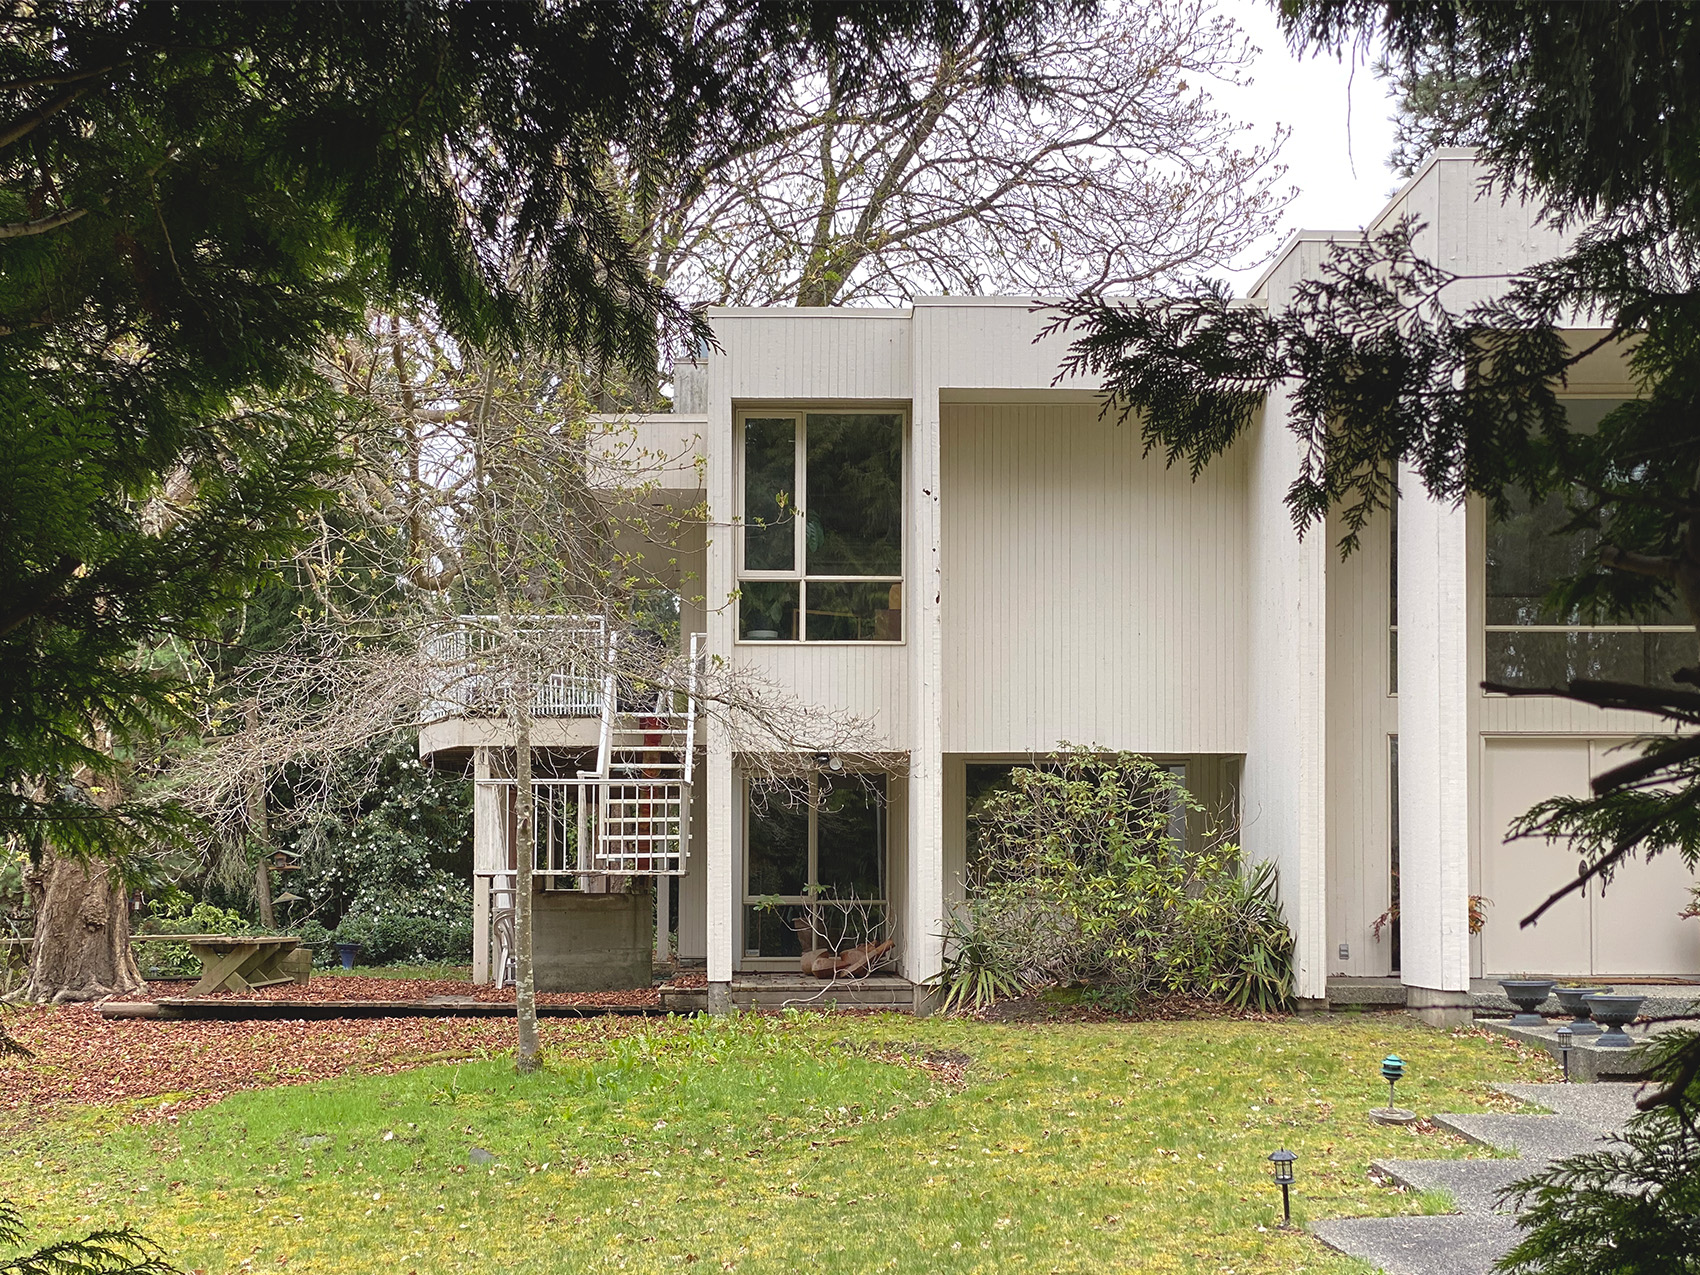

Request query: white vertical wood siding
[
  {"left": 1323, "top": 510, "right": 1399, "bottom": 978},
  {"left": 938, "top": 402, "right": 1249, "bottom": 754},
  {"left": 731, "top": 644, "right": 911, "bottom": 749},
  {"left": 707, "top": 310, "right": 912, "bottom": 401},
  {"left": 913, "top": 298, "right": 1095, "bottom": 393}
]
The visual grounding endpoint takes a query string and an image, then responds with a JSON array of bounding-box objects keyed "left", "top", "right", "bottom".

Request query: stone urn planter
[
  {"left": 335, "top": 941, "right": 363, "bottom": 971},
  {"left": 1583, "top": 993, "right": 1646, "bottom": 1048},
  {"left": 1499, "top": 978, "right": 1557, "bottom": 1026},
  {"left": 1553, "top": 985, "right": 1612, "bottom": 1036}
]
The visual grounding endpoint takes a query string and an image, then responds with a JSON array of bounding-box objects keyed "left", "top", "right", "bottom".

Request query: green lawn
[{"left": 3, "top": 1012, "right": 1555, "bottom": 1274}]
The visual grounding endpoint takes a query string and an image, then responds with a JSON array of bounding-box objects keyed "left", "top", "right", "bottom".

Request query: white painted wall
[
  {"left": 938, "top": 402, "right": 1249, "bottom": 755},
  {"left": 1396, "top": 473, "right": 1475, "bottom": 996},
  {"left": 1323, "top": 508, "right": 1399, "bottom": 978}
]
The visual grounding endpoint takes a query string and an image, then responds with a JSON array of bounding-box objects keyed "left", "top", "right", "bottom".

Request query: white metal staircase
[{"left": 531, "top": 630, "right": 704, "bottom": 883}]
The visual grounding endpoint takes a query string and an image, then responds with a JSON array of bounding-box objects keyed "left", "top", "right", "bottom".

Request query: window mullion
[
  {"left": 807, "top": 773, "right": 819, "bottom": 893},
  {"left": 795, "top": 419, "right": 808, "bottom": 638}
]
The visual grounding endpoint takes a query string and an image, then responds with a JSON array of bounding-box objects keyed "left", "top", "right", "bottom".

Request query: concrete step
[
  {"left": 1492, "top": 1082, "right": 1641, "bottom": 1130},
  {"left": 1431, "top": 1112, "right": 1607, "bottom": 1162},
  {"left": 1311, "top": 1214, "right": 1515, "bottom": 1275},
  {"left": 1370, "top": 1157, "right": 1534, "bottom": 1216}
]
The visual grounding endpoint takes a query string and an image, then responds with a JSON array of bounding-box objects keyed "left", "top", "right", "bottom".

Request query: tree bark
[
  {"left": 248, "top": 704, "right": 276, "bottom": 929},
  {"left": 16, "top": 851, "right": 144, "bottom": 1003}
]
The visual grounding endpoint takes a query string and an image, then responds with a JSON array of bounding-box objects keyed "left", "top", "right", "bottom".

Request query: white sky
[{"left": 1207, "top": 0, "right": 1404, "bottom": 294}]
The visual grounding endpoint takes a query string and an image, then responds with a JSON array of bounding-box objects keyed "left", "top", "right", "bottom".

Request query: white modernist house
[{"left": 423, "top": 151, "right": 1700, "bottom": 1018}]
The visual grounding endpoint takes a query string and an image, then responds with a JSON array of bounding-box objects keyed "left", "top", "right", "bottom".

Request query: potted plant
[
  {"left": 1498, "top": 974, "right": 1557, "bottom": 1025},
  {"left": 332, "top": 916, "right": 372, "bottom": 971},
  {"left": 1553, "top": 982, "right": 1613, "bottom": 1035}
]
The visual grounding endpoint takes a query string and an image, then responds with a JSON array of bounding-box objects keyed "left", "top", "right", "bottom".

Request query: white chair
[{"left": 488, "top": 872, "right": 518, "bottom": 989}]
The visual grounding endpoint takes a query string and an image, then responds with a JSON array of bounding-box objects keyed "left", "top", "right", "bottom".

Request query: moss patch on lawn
[{"left": 2, "top": 1012, "right": 1556, "bottom": 1274}]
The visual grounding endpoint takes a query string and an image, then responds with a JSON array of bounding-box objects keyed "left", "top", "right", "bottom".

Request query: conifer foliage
[{"left": 0, "top": 0, "right": 1079, "bottom": 999}]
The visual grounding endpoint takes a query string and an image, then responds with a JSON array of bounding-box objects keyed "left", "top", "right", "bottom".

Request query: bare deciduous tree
[
  {"left": 636, "top": 0, "right": 1288, "bottom": 328},
  {"left": 164, "top": 313, "right": 884, "bottom": 1067}
]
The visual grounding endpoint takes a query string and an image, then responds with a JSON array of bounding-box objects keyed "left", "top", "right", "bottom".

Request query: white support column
[
  {"left": 1241, "top": 393, "right": 1329, "bottom": 1006},
  {"left": 906, "top": 386, "right": 945, "bottom": 1000},
  {"left": 1397, "top": 468, "right": 1474, "bottom": 1024},
  {"left": 703, "top": 339, "right": 736, "bottom": 1012},
  {"left": 470, "top": 747, "right": 501, "bottom": 985}
]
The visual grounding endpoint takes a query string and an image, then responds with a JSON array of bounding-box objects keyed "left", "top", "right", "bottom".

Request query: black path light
[
  {"left": 1370, "top": 1054, "right": 1417, "bottom": 1125},
  {"left": 1555, "top": 1024, "right": 1573, "bottom": 1082},
  {"left": 1268, "top": 1148, "right": 1296, "bottom": 1227}
]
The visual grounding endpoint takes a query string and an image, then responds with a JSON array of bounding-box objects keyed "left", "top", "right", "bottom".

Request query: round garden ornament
[{"left": 1370, "top": 1053, "right": 1417, "bottom": 1125}]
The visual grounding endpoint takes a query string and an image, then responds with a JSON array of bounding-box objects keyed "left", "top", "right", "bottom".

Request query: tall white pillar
[
  {"left": 906, "top": 388, "right": 945, "bottom": 998},
  {"left": 1241, "top": 400, "right": 1329, "bottom": 1005},
  {"left": 703, "top": 338, "right": 736, "bottom": 1012},
  {"left": 1397, "top": 469, "right": 1474, "bottom": 1024},
  {"left": 470, "top": 747, "right": 501, "bottom": 984}
]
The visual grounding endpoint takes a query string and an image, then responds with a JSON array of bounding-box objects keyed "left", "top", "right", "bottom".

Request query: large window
[
  {"left": 743, "top": 773, "right": 888, "bottom": 960},
  {"left": 738, "top": 412, "right": 903, "bottom": 642},
  {"left": 1485, "top": 398, "right": 1693, "bottom": 687}
]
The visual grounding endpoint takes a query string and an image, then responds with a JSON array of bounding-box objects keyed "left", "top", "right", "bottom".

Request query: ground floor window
[{"left": 744, "top": 772, "right": 888, "bottom": 961}]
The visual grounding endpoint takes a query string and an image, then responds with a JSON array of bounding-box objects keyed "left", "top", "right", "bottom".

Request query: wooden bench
[{"left": 131, "top": 935, "right": 305, "bottom": 995}]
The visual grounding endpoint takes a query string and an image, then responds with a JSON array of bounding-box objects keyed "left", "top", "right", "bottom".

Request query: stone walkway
[{"left": 1310, "top": 1082, "right": 1642, "bottom": 1275}]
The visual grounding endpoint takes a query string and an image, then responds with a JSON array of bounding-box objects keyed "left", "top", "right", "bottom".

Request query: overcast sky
[{"left": 1208, "top": 0, "right": 1404, "bottom": 294}]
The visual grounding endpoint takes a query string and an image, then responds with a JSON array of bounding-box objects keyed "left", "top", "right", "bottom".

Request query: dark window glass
[
  {"left": 1485, "top": 629, "right": 1692, "bottom": 688},
  {"left": 744, "top": 417, "right": 795, "bottom": 571},
  {"left": 739, "top": 580, "right": 799, "bottom": 641},
  {"left": 816, "top": 775, "right": 885, "bottom": 899},
  {"left": 804, "top": 580, "right": 901, "bottom": 642},
  {"left": 1485, "top": 399, "right": 1663, "bottom": 625},
  {"left": 804, "top": 413, "right": 902, "bottom": 576},
  {"left": 746, "top": 790, "right": 808, "bottom": 897},
  {"left": 1484, "top": 398, "right": 1690, "bottom": 687}
]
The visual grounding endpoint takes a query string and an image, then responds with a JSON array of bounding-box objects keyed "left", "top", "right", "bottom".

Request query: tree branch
[
  {"left": 1600, "top": 544, "right": 1679, "bottom": 579},
  {"left": 0, "top": 83, "right": 92, "bottom": 151}
]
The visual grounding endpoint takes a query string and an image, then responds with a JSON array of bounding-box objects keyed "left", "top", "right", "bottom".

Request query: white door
[
  {"left": 1479, "top": 739, "right": 1593, "bottom": 978},
  {"left": 1588, "top": 740, "right": 1700, "bottom": 977}
]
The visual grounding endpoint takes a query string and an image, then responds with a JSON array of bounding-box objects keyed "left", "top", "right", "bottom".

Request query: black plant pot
[
  {"left": 1583, "top": 994, "right": 1646, "bottom": 1048},
  {"left": 1499, "top": 978, "right": 1557, "bottom": 1026},
  {"left": 1553, "top": 985, "right": 1613, "bottom": 1036},
  {"left": 335, "top": 942, "right": 362, "bottom": 972}
]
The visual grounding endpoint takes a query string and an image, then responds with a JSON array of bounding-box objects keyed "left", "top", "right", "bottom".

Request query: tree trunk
[
  {"left": 247, "top": 702, "right": 276, "bottom": 928},
  {"left": 513, "top": 709, "right": 541, "bottom": 1073},
  {"left": 17, "top": 851, "right": 143, "bottom": 1004}
]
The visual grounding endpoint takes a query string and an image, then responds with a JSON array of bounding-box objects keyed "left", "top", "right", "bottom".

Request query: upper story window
[
  {"left": 737, "top": 411, "right": 903, "bottom": 642},
  {"left": 1485, "top": 397, "right": 1693, "bottom": 688}
]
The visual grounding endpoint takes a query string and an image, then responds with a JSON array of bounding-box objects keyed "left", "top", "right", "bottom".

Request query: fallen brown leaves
[
  {"left": 0, "top": 1000, "right": 651, "bottom": 1130},
  {"left": 115, "top": 975, "right": 661, "bottom": 1007}
]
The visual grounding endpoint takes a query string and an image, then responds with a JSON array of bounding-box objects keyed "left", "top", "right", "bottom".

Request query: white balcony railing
[{"left": 420, "top": 615, "right": 607, "bottom": 723}]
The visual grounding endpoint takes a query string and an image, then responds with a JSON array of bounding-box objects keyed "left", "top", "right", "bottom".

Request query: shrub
[
  {"left": 943, "top": 746, "right": 1294, "bottom": 1012},
  {"left": 1499, "top": 1028, "right": 1700, "bottom": 1274},
  {"left": 333, "top": 875, "right": 473, "bottom": 965},
  {"left": 291, "top": 919, "right": 335, "bottom": 968}
]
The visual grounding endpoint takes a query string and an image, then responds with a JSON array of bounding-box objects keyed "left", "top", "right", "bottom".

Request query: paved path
[{"left": 1309, "top": 1082, "right": 1640, "bottom": 1275}]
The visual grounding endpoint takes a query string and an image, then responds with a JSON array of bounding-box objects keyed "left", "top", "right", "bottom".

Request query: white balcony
[{"left": 420, "top": 615, "right": 607, "bottom": 724}]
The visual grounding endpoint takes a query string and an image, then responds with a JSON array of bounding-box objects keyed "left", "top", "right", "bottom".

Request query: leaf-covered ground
[{"left": 2, "top": 1010, "right": 1558, "bottom": 1274}]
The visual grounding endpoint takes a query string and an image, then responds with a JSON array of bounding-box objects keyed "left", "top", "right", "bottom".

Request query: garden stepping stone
[
  {"left": 1310, "top": 1081, "right": 1644, "bottom": 1274},
  {"left": 1368, "top": 1156, "right": 1535, "bottom": 1216},
  {"left": 1310, "top": 1215, "right": 1515, "bottom": 1275}
]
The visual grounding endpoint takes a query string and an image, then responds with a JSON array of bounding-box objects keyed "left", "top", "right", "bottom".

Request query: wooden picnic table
[{"left": 131, "top": 934, "right": 304, "bottom": 995}]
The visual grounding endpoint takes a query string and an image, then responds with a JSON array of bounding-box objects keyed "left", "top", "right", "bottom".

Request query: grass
[
  {"left": 318, "top": 963, "right": 478, "bottom": 981},
  {"left": 2, "top": 1012, "right": 1555, "bottom": 1274}
]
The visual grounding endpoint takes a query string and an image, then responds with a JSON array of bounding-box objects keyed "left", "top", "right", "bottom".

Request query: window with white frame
[
  {"left": 738, "top": 411, "right": 903, "bottom": 642},
  {"left": 743, "top": 773, "right": 888, "bottom": 960},
  {"left": 1485, "top": 397, "right": 1694, "bottom": 687}
]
